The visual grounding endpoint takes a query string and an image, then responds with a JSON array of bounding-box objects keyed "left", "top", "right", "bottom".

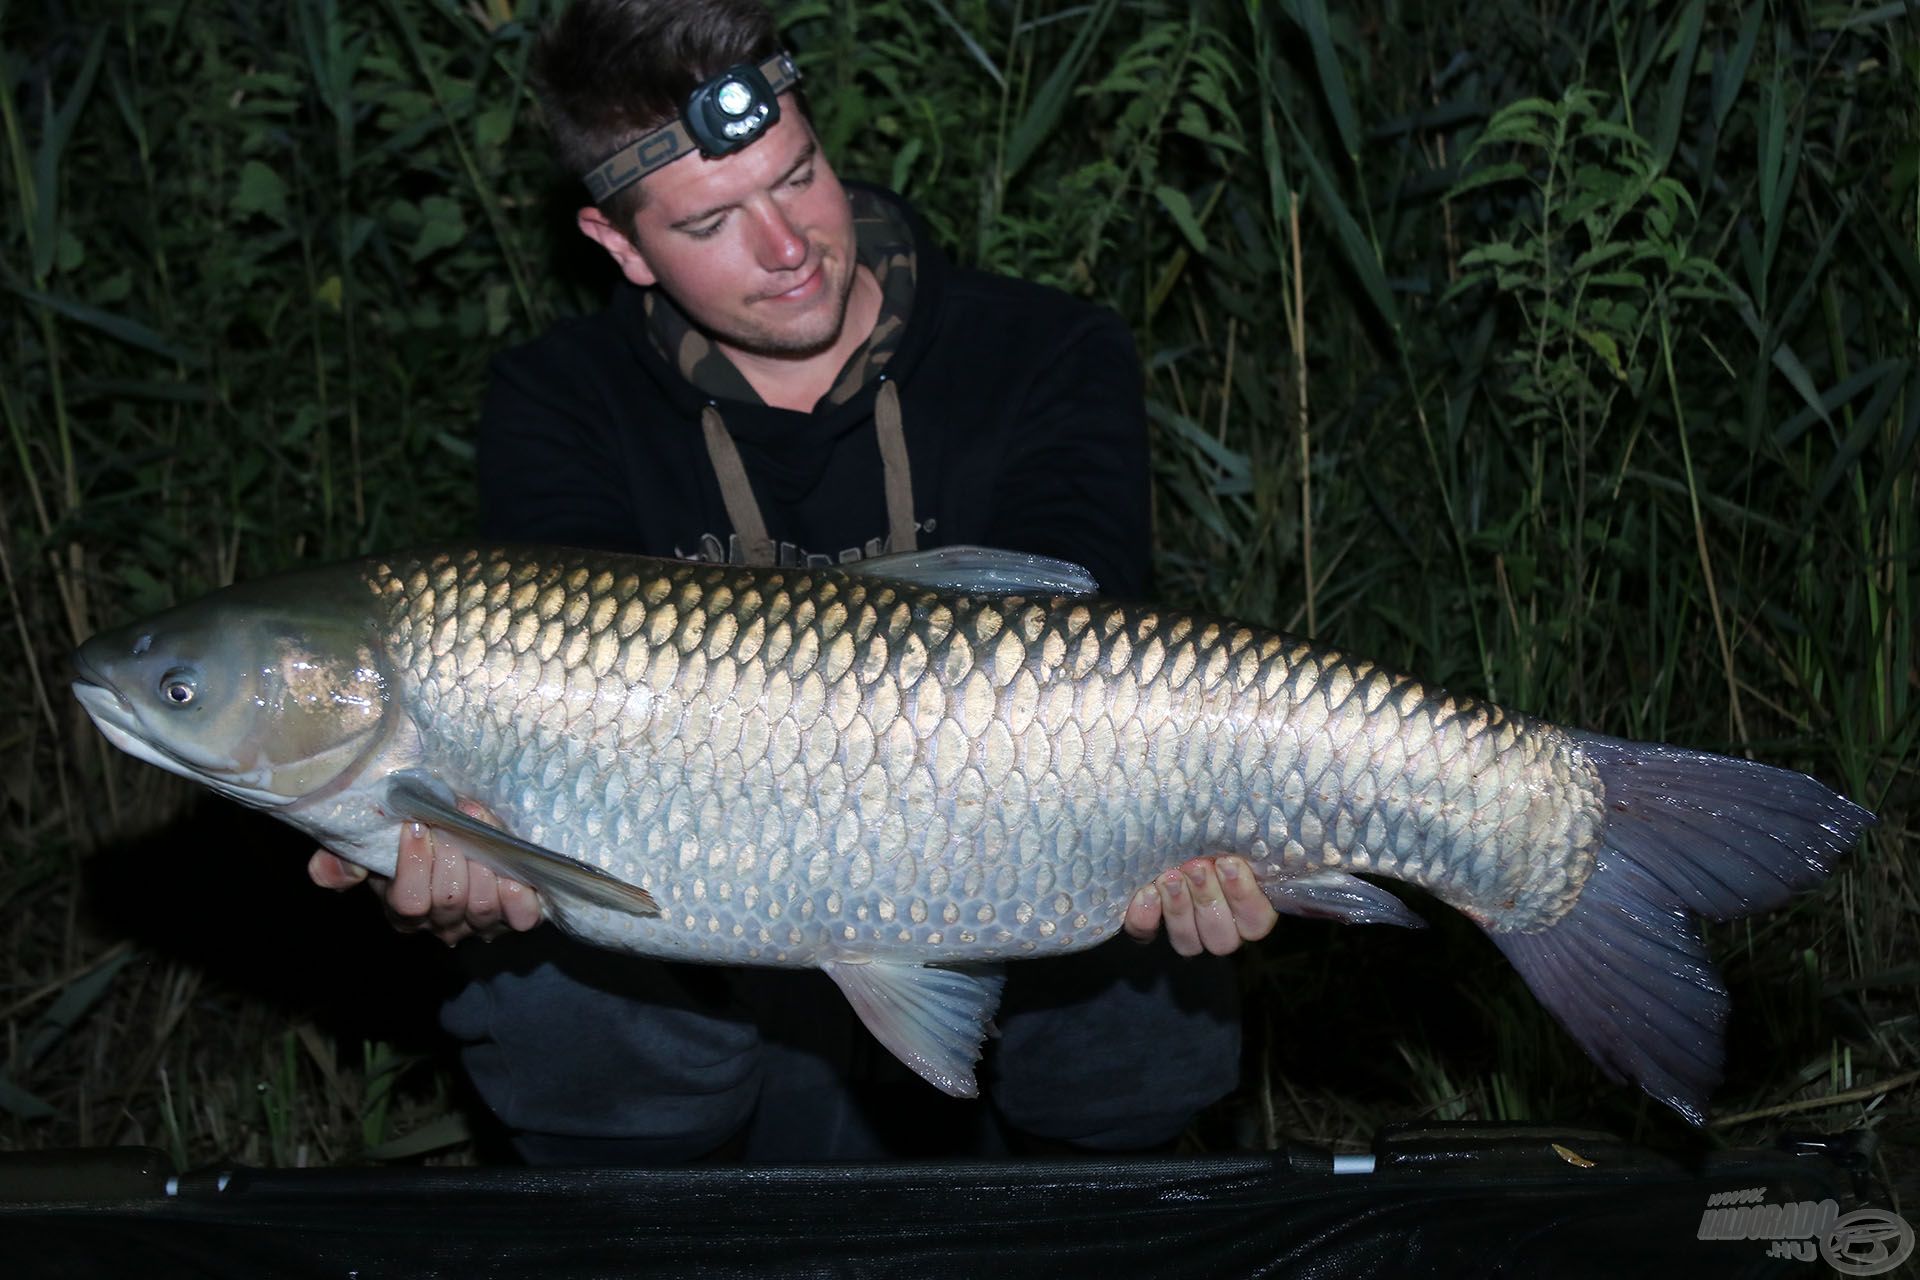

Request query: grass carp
[{"left": 71, "top": 545, "right": 1873, "bottom": 1121}]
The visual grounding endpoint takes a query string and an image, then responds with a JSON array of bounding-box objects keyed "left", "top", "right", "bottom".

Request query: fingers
[
  {"left": 320, "top": 808, "right": 543, "bottom": 945},
  {"left": 385, "top": 822, "right": 437, "bottom": 923},
  {"left": 1156, "top": 863, "right": 1203, "bottom": 957},
  {"left": 308, "top": 849, "right": 369, "bottom": 891},
  {"left": 1135, "top": 856, "right": 1280, "bottom": 957},
  {"left": 463, "top": 862, "right": 504, "bottom": 937},
  {"left": 444, "top": 798, "right": 542, "bottom": 936},
  {"left": 497, "top": 875, "right": 543, "bottom": 932},
  {"left": 387, "top": 814, "right": 543, "bottom": 944},
  {"left": 425, "top": 826, "right": 474, "bottom": 938},
  {"left": 1217, "top": 856, "right": 1279, "bottom": 943},
  {"left": 1123, "top": 881, "right": 1164, "bottom": 942},
  {"left": 1181, "top": 858, "right": 1243, "bottom": 956}
]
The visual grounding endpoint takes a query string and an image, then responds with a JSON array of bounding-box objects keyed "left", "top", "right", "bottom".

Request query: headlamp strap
[{"left": 583, "top": 51, "right": 800, "bottom": 204}]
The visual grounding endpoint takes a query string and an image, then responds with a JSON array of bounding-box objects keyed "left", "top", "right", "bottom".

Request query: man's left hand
[{"left": 1124, "top": 856, "right": 1279, "bottom": 956}]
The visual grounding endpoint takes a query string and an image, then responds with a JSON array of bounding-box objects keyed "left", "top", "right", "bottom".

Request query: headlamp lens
[{"left": 715, "top": 80, "right": 754, "bottom": 117}]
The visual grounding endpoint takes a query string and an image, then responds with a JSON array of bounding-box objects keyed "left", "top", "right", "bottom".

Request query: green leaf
[
  {"left": 1570, "top": 242, "right": 1634, "bottom": 274},
  {"left": 1275, "top": 110, "right": 1401, "bottom": 336},
  {"left": 1176, "top": 101, "right": 1246, "bottom": 155},
  {"left": 29, "top": 28, "right": 107, "bottom": 282},
  {"left": 1584, "top": 120, "right": 1652, "bottom": 151},
  {"left": 24, "top": 950, "right": 135, "bottom": 1070},
  {"left": 1155, "top": 184, "right": 1209, "bottom": 253},
  {"left": 1461, "top": 239, "right": 1532, "bottom": 266},
  {"left": 1449, "top": 161, "right": 1531, "bottom": 199},
  {"left": 410, "top": 194, "right": 466, "bottom": 261},
  {"left": 474, "top": 105, "right": 512, "bottom": 150},
  {"left": 362, "top": 1110, "right": 472, "bottom": 1161},
  {"left": 7, "top": 284, "right": 203, "bottom": 365},
  {"left": 1188, "top": 61, "right": 1241, "bottom": 123},
  {"left": 116, "top": 562, "right": 171, "bottom": 615},
  {"left": 1768, "top": 339, "right": 1829, "bottom": 428},
  {"left": 1811, "top": 364, "right": 1902, "bottom": 506},
  {"left": 1149, "top": 403, "right": 1251, "bottom": 486},
  {"left": 1474, "top": 98, "right": 1557, "bottom": 151},
  {"left": 888, "top": 136, "right": 924, "bottom": 195},
  {"left": 1003, "top": 0, "right": 1118, "bottom": 181},
  {"left": 55, "top": 229, "right": 84, "bottom": 272},
  {"left": 1771, "top": 360, "right": 1905, "bottom": 449},
  {"left": 94, "top": 269, "right": 132, "bottom": 304},
  {"left": 1651, "top": 0, "right": 1705, "bottom": 176},
  {"left": 1578, "top": 328, "right": 1627, "bottom": 381},
  {"left": 232, "top": 159, "right": 290, "bottom": 225},
  {"left": 920, "top": 0, "right": 1004, "bottom": 88},
  {"left": 1291, "top": 0, "right": 1360, "bottom": 161},
  {"left": 1713, "top": 2, "right": 1766, "bottom": 131},
  {"left": 485, "top": 283, "right": 512, "bottom": 337}
]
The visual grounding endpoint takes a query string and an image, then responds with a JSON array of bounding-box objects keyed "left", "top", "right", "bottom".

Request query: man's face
[{"left": 582, "top": 103, "right": 859, "bottom": 360}]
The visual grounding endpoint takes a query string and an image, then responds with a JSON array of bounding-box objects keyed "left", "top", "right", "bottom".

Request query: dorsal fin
[{"left": 848, "top": 545, "right": 1097, "bottom": 597}]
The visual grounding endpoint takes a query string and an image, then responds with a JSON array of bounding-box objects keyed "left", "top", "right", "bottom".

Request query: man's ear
[{"left": 576, "top": 207, "right": 657, "bottom": 287}]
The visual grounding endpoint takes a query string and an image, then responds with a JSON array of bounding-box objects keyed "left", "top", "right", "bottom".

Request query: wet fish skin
[
  {"left": 71, "top": 545, "right": 1873, "bottom": 1116},
  {"left": 381, "top": 549, "right": 1600, "bottom": 954}
]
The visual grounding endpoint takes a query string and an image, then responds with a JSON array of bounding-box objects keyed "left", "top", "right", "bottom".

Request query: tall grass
[{"left": 3, "top": 0, "right": 1913, "bottom": 1171}]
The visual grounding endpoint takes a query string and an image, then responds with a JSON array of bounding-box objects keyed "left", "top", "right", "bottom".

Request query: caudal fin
[{"left": 1490, "top": 731, "right": 1874, "bottom": 1124}]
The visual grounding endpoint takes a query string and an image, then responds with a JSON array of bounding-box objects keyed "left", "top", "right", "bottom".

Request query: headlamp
[{"left": 582, "top": 51, "right": 801, "bottom": 204}]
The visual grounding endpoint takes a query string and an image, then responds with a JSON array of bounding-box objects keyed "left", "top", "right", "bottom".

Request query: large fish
[{"left": 72, "top": 545, "right": 1872, "bottom": 1121}]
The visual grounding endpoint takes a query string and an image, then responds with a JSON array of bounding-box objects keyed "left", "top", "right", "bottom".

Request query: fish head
[{"left": 72, "top": 578, "right": 395, "bottom": 810}]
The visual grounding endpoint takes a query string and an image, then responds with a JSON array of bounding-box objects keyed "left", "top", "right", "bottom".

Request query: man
[{"left": 312, "top": 0, "right": 1278, "bottom": 1162}]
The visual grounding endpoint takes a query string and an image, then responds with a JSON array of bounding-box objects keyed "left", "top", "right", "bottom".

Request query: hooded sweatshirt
[{"left": 476, "top": 183, "right": 1151, "bottom": 597}]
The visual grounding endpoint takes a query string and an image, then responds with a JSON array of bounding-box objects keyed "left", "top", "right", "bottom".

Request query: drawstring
[
  {"left": 696, "top": 380, "right": 916, "bottom": 567},
  {"left": 701, "top": 403, "right": 775, "bottom": 567},
  {"left": 874, "top": 378, "right": 917, "bottom": 554}
]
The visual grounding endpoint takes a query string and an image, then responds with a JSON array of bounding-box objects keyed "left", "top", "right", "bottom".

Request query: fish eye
[{"left": 159, "top": 668, "right": 198, "bottom": 707}]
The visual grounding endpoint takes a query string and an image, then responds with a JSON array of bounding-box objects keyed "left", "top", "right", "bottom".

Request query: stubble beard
[{"left": 715, "top": 246, "right": 859, "bottom": 362}]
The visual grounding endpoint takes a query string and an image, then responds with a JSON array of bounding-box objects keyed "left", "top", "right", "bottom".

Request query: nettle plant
[{"left": 1446, "top": 86, "right": 1727, "bottom": 442}]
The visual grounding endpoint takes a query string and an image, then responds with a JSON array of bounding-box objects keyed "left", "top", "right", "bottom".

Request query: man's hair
[{"left": 532, "top": 0, "right": 782, "bottom": 229}]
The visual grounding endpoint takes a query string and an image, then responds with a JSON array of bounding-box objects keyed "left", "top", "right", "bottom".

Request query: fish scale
[
  {"left": 377, "top": 548, "right": 1598, "bottom": 958},
  {"left": 74, "top": 542, "right": 1873, "bottom": 1115}
]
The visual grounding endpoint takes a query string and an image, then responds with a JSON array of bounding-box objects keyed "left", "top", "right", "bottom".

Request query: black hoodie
[{"left": 476, "top": 184, "right": 1152, "bottom": 596}]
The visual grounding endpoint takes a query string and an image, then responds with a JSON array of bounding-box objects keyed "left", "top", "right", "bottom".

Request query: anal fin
[
  {"left": 1260, "top": 870, "right": 1426, "bottom": 928},
  {"left": 824, "top": 960, "right": 1006, "bottom": 1097}
]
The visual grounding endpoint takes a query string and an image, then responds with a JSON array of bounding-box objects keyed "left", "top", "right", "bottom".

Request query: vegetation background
[{"left": 2, "top": 0, "right": 1914, "bottom": 1188}]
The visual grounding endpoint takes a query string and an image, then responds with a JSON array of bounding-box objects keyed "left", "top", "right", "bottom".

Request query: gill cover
[{"left": 71, "top": 571, "right": 393, "bottom": 808}]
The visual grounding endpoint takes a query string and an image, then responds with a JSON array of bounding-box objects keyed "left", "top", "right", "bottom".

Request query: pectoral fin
[
  {"left": 385, "top": 774, "right": 659, "bottom": 917},
  {"left": 823, "top": 960, "right": 1006, "bottom": 1097},
  {"left": 1260, "top": 870, "right": 1426, "bottom": 928}
]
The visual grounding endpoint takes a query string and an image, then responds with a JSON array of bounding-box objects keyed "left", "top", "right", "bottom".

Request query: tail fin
[{"left": 1490, "top": 731, "right": 1874, "bottom": 1124}]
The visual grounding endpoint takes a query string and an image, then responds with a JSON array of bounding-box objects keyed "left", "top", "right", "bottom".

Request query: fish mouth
[
  {"left": 71, "top": 640, "right": 116, "bottom": 694},
  {"left": 69, "top": 672, "right": 297, "bottom": 810},
  {"left": 71, "top": 673, "right": 136, "bottom": 736},
  {"left": 71, "top": 676, "right": 183, "bottom": 776}
]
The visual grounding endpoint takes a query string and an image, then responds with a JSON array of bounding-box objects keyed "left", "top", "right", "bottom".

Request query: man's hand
[
  {"left": 308, "top": 806, "right": 543, "bottom": 945},
  {"left": 1124, "top": 856, "right": 1278, "bottom": 956}
]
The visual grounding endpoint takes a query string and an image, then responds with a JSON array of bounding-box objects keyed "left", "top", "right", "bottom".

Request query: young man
[{"left": 312, "top": 0, "right": 1277, "bottom": 1161}]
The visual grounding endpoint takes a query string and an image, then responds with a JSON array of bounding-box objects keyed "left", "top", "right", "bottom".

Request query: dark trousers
[{"left": 442, "top": 933, "right": 1242, "bottom": 1164}]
